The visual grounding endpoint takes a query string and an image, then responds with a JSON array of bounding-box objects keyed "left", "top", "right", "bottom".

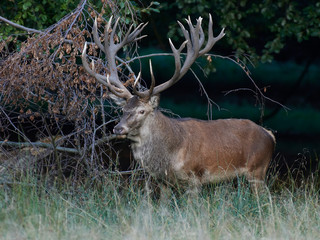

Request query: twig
[
  {"left": 107, "top": 168, "right": 144, "bottom": 175},
  {"left": 0, "top": 134, "right": 126, "bottom": 155},
  {"left": 0, "top": 108, "right": 32, "bottom": 144},
  {"left": 190, "top": 67, "right": 220, "bottom": 120},
  {"left": 208, "top": 53, "right": 290, "bottom": 112},
  {"left": 0, "top": 141, "right": 79, "bottom": 154},
  {"left": 91, "top": 134, "right": 127, "bottom": 148},
  {"left": 223, "top": 88, "right": 257, "bottom": 96}
]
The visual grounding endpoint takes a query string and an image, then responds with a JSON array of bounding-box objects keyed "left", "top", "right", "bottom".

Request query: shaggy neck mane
[{"left": 130, "top": 110, "right": 185, "bottom": 177}]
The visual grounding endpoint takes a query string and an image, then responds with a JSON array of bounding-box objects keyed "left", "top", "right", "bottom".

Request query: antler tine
[
  {"left": 106, "top": 18, "right": 148, "bottom": 52},
  {"left": 185, "top": 16, "right": 200, "bottom": 54},
  {"left": 199, "top": 13, "right": 225, "bottom": 56},
  {"left": 119, "top": 22, "right": 148, "bottom": 48},
  {"left": 132, "top": 60, "right": 156, "bottom": 99},
  {"left": 177, "top": 20, "right": 192, "bottom": 55},
  {"left": 103, "top": 16, "right": 120, "bottom": 53},
  {"left": 199, "top": 19, "right": 205, "bottom": 48},
  {"left": 92, "top": 18, "right": 105, "bottom": 53},
  {"left": 128, "top": 22, "right": 148, "bottom": 42},
  {"left": 105, "top": 74, "right": 132, "bottom": 99},
  {"left": 166, "top": 38, "right": 185, "bottom": 83},
  {"left": 148, "top": 59, "right": 156, "bottom": 96},
  {"left": 106, "top": 15, "right": 113, "bottom": 34},
  {"left": 121, "top": 23, "right": 134, "bottom": 44},
  {"left": 133, "top": 71, "right": 141, "bottom": 86},
  {"left": 180, "top": 16, "right": 201, "bottom": 72},
  {"left": 132, "top": 72, "right": 146, "bottom": 98},
  {"left": 110, "top": 16, "right": 120, "bottom": 46},
  {"left": 82, "top": 42, "right": 96, "bottom": 77}
]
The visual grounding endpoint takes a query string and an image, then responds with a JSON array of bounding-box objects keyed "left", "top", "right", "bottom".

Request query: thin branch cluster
[{"left": 0, "top": 1, "right": 140, "bottom": 178}]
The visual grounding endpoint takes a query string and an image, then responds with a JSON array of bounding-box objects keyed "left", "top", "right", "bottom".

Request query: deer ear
[
  {"left": 109, "top": 93, "right": 127, "bottom": 106},
  {"left": 149, "top": 94, "right": 160, "bottom": 108}
]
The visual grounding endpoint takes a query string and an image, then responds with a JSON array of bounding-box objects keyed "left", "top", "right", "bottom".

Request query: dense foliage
[
  {"left": 0, "top": 0, "right": 160, "bottom": 37},
  {"left": 0, "top": 0, "right": 78, "bottom": 37},
  {"left": 2, "top": 1, "right": 319, "bottom": 63},
  {"left": 154, "top": 0, "right": 320, "bottom": 63}
]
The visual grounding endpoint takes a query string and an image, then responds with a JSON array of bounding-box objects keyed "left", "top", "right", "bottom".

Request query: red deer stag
[{"left": 81, "top": 15, "right": 276, "bottom": 193}]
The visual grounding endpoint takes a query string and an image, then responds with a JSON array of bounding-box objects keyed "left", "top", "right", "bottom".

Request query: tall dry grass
[{"left": 0, "top": 166, "right": 320, "bottom": 240}]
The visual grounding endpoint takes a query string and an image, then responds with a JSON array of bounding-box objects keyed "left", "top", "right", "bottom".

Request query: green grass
[{"left": 1, "top": 170, "right": 320, "bottom": 240}]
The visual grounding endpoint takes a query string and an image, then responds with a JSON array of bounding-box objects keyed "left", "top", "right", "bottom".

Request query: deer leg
[
  {"left": 246, "top": 166, "right": 268, "bottom": 194},
  {"left": 144, "top": 175, "right": 152, "bottom": 194},
  {"left": 159, "top": 182, "right": 172, "bottom": 204},
  {"left": 248, "top": 179, "right": 266, "bottom": 195},
  {"left": 184, "top": 178, "right": 201, "bottom": 204}
]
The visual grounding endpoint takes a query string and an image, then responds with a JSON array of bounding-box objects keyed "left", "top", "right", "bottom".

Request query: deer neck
[{"left": 129, "top": 110, "right": 184, "bottom": 177}]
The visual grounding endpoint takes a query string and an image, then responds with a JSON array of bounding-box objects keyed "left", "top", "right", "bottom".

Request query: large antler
[
  {"left": 81, "top": 16, "right": 148, "bottom": 100},
  {"left": 134, "top": 14, "right": 225, "bottom": 98}
]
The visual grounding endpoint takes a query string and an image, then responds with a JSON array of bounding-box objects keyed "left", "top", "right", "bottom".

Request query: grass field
[{"left": 1, "top": 167, "right": 320, "bottom": 240}]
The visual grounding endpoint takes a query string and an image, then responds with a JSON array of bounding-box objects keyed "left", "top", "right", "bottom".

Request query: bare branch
[
  {"left": 208, "top": 53, "right": 290, "bottom": 112},
  {"left": 0, "top": 134, "right": 126, "bottom": 155},
  {"left": 0, "top": 141, "right": 79, "bottom": 154},
  {"left": 0, "top": 16, "right": 43, "bottom": 34}
]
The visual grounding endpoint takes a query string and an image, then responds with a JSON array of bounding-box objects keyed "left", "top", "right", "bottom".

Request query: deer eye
[{"left": 139, "top": 110, "right": 145, "bottom": 114}]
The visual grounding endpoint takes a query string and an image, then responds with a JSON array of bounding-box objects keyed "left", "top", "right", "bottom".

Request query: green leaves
[
  {"left": 22, "top": 1, "right": 32, "bottom": 10},
  {"left": 141, "top": 1, "right": 160, "bottom": 14},
  {"left": 0, "top": 0, "right": 78, "bottom": 37},
  {"left": 158, "top": 0, "right": 320, "bottom": 64}
]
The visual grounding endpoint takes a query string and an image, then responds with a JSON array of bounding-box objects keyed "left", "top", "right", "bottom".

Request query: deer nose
[{"left": 113, "top": 125, "right": 127, "bottom": 135}]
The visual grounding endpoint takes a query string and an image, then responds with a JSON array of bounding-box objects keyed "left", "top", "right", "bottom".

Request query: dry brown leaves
[{"left": 0, "top": 8, "right": 105, "bottom": 121}]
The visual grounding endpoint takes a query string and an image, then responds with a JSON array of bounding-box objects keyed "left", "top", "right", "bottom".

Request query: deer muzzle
[{"left": 113, "top": 123, "right": 128, "bottom": 135}]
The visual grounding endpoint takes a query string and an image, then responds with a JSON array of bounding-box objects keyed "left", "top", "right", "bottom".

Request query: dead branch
[
  {"left": 0, "top": 141, "right": 79, "bottom": 154},
  {"left": 0, "top": 16, "right": 43, "bottom": 34},
  {"left": 0, "top": 134, "right": 126, "bottom": 155}
]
